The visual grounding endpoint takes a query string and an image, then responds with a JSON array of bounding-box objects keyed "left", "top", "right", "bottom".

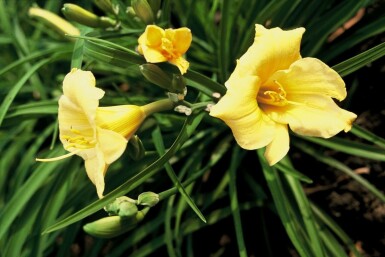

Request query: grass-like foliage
[{"left": 1, "top": 0, "right": 385, "bottom": 256}]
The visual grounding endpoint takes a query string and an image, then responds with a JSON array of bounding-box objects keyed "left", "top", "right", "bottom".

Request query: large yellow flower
[
  {"left": 138, "top": 25, "right": 192, "bottom": 74},
  {"left": 38, "top": 68, "right": 146, "bottom": 198},
  {"left": 209, "top": 24, "right": 357, "bottom": 165}
]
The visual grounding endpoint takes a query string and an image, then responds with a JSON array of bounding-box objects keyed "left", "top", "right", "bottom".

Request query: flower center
[
  {"left": 161, "top": 37, "right": 176, "bottom": 59},
  {"left": 257, "top": 80, "right": 288, "bottom": 106},
  {"left": 35, "top": 127, "right": 96, "bottom": 163},
  {"left": 62, "top": 128, "right": 96, "bottom": 150}
]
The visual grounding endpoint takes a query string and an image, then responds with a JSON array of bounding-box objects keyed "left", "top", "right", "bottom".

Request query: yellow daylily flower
[
  {"left": 137, "top": 25, "right": 192, "bottom": 74},
  {"left": 210, "top": 24, "right": 357, "bottom": 166},
  {"left": 37, "top": 68, "right": 146, "bottom": 198}
]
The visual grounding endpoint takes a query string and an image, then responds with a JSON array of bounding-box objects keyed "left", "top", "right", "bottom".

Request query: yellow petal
[
  {"left": 62, "top": 68, "right": 104, "bottom": 124},
  {"left": 270, "top": 58, "right": 347, "bottom": 101},
  {"left": 169, "top": 56, "right": 189, "bottom": 74},
  {"left": 231, "top": 25, "right": 305, "bottom": 84},
  {"left": 139, "top": 25, "right": 164, "bottom": 46},
  {"left": 58, "top": 95, "right": 95, "bottom": 150},
  {"left": 140, "top": 46, "right": 168, "bottom": 63},
  {"left": 210, "top": 76, "right": 276, "bottom": 149},
  {"left": 264, "top": 124, "right": 289, "bottom": 165},
  {"left": 96, "top": 105, "right": 146, "bottom": 138},
  {"left": 84, "top": 148, "right": 107, "bottom": 198},
  {"left": 169, "top": 27, "right": 192, "bottom": 54},
  {"left": 97, "top": 128, "right": 127, "bottom": 164},
  {"left": 265, "top": 94, "right": 357, "bottom": 138}
]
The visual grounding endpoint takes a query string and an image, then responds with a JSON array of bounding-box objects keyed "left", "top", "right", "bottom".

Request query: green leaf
[
  {"left": 280, "top": 158, "right": 325, "bottom": 257},
  {"left": 0, "top": 147, "right": 65, "bottom": 240},
  {"left": 0, "top": 46, "right": 71, "bottom": 76},
  {"left": 152, "top": 126, "right": 206, "bottom": 223},
  {"left": 324, "top": 15, "right": 385, "bottom": 61},
  {"left": 275, "top": 162, "right": 313, "bottom": 183},
  {"left": 332, "top": 41, "right": 385, "bottom": 77},
  {"left": 258, "top": 149, "right": 315, "bottom": 257},
  {"left": 0, "top": 58, "right": 53, "bottom": 126},
  {"left": 350, "top": 124, "right": 385, "bottom": 149},
  {"left": 298, "top": 135, "right": 385, "bottom": 161},
  {"left": 5, "top": 101, "right": 58, "bottom": 119},
  {"left": 228, "top": 146, "right": 248, "bottom": 257}
]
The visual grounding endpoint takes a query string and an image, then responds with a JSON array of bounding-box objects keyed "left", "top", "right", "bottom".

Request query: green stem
[
  {"left": 141, "top": 98, "right": 175, "bottom": 116},
  {"left": 179, "top": 100, "right": 213, "bottom": 110},
  {"left": 190, "top": 101, "right": 213, "bottom": 111}
]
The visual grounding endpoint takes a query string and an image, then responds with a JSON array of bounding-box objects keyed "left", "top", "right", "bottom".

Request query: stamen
[
  {"left": 161, "top": 38, "right": 175, "bottom": 59},
  {"left": 258, "top": 80, "right": 288, "bottom": 106},
  {"left": 62, "top": 129, "right": 96, "bottom": 150}
]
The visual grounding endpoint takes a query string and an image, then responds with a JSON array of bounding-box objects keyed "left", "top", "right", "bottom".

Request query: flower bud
[
  {"left": 126, "top": 7, "right": 137, "bottom": 17},
  {"left": 83, "top": 209, "right": 148, "bottom": 238},
  {"left": 137, "top": 192, "right": 159, "bottom": 207},
  {"left": 171, "top": 74, "right": 187, "bottom": 94},
  {"left": 131, "top": 0, "right": 154, "bottom": 24},
  {"left": 147, "top": 0, "right": 161, "bottom": 16},
  {"left": 28, "top": 6, "right": 80, "bottom": 38},
  {"left": 93, "top": 0, "right": 114, "bottom": 14},
  {"left": 128, "top": 135, "right": 145, "bottom": 161},
  {"left": 118, "top": 201, "right": 138, "bottom": 217},
  {"left": 62, "top": 3, "right": 117, "bottom": 28},
  {"left": 105, "top": 196, "right": 136, "bottom": 216},
  {"left": 140, "top": 64, "right": 173, "bottom": 91}
]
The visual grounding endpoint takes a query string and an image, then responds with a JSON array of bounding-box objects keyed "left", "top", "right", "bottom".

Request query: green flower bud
[
  {"left": 93, "top": 0, "right": 114, "bottom": 15},
  {"left": 137, "top": 192, "right": 159, "bottom": 207},
  {"left": 83, "top": 208, "right": 149, "bottom": 238},
  {"left": 131, "top": 0, "right": 154, "bottom": 24},
  {"left": 171, "top": 73, "right": 187, "bottom": 94},
  {"left": 140, "top": 64, "right": 173, "bottom": 91},
  {"left": 126, "top": 6, "right": 137, "bottom": 17},
  {"left": 147, "top": 0, "right": 161, "bottom": 17},
  {"left": 105, "top": 196, "right": 136, "bottom": 216},
  {"left": 62, "top": 3, "right": 117, "bottom": 28},
  {"left": 119, "top": 201, "right": 138, "bottom": 217}
]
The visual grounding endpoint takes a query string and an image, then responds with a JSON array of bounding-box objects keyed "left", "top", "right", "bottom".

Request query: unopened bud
[
  {"left": 126, "top": 6, "right": 137, "bottom": 17},
  {"left": 137, "top": 192, "right": 159, "bottom": 207},
  {"left": 83, "top": 208, "right": 148, "bottom": 238},
  {"left": 128, "top": 135, "right": 145, "bottom": 161},
  {"left": 147, "top": 0, "right": 161, "bottom": 16},
  {"left": 131, "top": 0, "right": 154, "bottom": 24},
  {"left": 29, "top": 6, "right": 80, "bottom": 38},
  {"left": 171, "top": 74, "right": 187, "bottom": 94},
  {"left": 62, "top": 3, "right": 117, "bottom": 28},
  {"left": 105, "top": 196, "right": 137, "bottom": 216},
  {"left": 118, "top": 201, "right": 138, "bottom": 217},
  {"left": 94, "top": 0, "right": 114, "bottom": 14},
  {"left": 140, "top": 64, "right": 173, "bottom": 91}
]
